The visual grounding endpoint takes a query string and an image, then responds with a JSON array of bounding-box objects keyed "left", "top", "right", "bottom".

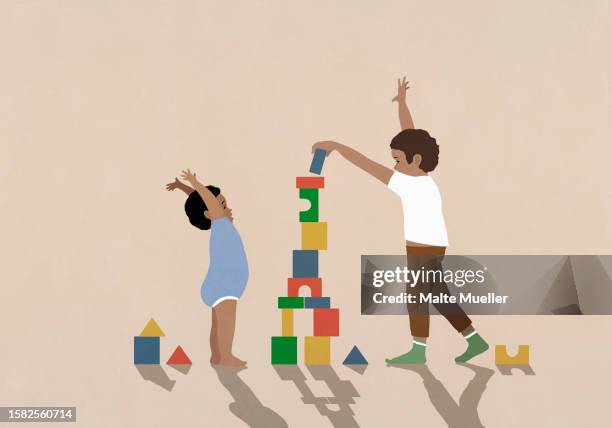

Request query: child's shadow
[
  {"left": 213, "top": 366, "right": 288, "bottom": 428},
  {"left": 389, "top": 363, "right": 494, "bottom": 428}
]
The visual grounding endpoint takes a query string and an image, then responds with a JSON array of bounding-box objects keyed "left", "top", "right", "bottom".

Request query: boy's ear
[
  {"left": 411, "top": 154, "right": 422, "bottom": 167},
  {"left": 203, "top": 210, "right": 211, "bottom": 220}
]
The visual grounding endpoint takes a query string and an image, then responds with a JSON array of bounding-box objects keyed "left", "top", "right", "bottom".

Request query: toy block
[
  {"left": 292, "top": 250, "right": 319, "bottom": 278},
  {"left": 305, "top": 297, "right": 331, "bottom": 308},
  {"left": 296, "top": 176, "right": 325, "bottom": 189},
  {"left": 495, "top": 345, "right": 530, "bottom": 365},
  {"left": 134, "top": 336, "right": 160, "bottom": 364},
  {"left": 299, "top": 188, "right": 319, "bottom": 222},
  {"left": 301, "top": 222, "right": 327, "bottom": 250},
  {"left": 313, "top": 308, "right": 339, "bottom": 337},
  {"left": 167, "top": 345, "right": 192, "bottom": 365},
  {"left": 271, "top": 336, "right": 298, "bottom": 364},
  {"left": 281, "top": 309, "right": 294, "bottom": 336},
  {"left": 343, "top": 346, "right": 368, "bottom": 365},
  {"left": 139, "top": 318, "right": 165, "bottom": 337},
  {"left": 287, "top": 277, "right": 322, "bottom": 297},
  {"left": 278, "top": 296, "right": 305, "bottom": 309},
  {"left": 304, "top": 336, "right": 330, "bottom": 365},
  {"left": 310, "top": 148, "right": 327, "bottom": 175}
]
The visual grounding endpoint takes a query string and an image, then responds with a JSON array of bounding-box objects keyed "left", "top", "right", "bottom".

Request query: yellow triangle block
[{"left": 140, "top": 318, "right": 165, "bottom": 337}]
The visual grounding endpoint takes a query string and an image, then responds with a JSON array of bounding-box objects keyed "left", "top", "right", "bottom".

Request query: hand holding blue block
[{"left": 310, "top": 149, "right": 327, "bottom": 175}]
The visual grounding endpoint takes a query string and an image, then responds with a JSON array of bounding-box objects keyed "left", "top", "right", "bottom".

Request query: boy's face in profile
[
  {"left": 391, "top": 148, "right": 423, "bottom": 174},
  {"left": 391, "top": 149, "right": 409, "bottom": 170},
  {"left": 205, "top": 194, "right": 234, "bottom": 222}
]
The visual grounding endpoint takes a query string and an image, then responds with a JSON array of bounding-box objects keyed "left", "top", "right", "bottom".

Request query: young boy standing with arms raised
[
  {"left": 312, "top": 78, "right": 488, "bottom": 364},
  {"left": 166, "top": 169, "right": 248, "bottom": 367}
]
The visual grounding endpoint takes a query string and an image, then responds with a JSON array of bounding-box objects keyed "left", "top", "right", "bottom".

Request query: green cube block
[
  {"left": 271, "top": 336, "right": 298, "bottom": 364},
  {"left": 299, "top": 188, "right": 319, "bottom": 222},
  {"left": 278, "top": 297, "right": 304, "bottom": 309}
]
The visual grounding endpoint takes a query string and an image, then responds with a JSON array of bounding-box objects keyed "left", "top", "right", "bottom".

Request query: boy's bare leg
[
  {"left": 210, "top": 308, "right": 220, "bottom": 364},
  {"left": 213, "top": 300, "right": 246, "bottom": 367}
]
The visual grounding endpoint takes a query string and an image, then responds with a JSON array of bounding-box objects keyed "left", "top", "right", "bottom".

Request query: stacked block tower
[{"left": 271, "top": 149, "right": 339, "bottom": 365}]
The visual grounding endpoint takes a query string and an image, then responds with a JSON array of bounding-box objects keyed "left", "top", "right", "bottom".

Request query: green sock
[
  {"left": 455, "top": 332, "right": 489, "bottom": 363},
  {"left": 386, "top": 340, "right": 427, "bottom": 364}
]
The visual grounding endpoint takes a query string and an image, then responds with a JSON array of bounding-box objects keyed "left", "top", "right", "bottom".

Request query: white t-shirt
[{"left": 387, "top": 171, "right": 449, "bottom": 246}]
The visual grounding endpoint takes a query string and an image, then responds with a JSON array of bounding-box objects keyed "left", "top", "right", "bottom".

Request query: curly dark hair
[
  {"left": 184, "top": 185, "right": 221, "bottom": 230},
  {"left": 390, "top": 129, "right": 439, "bottom": 172}
]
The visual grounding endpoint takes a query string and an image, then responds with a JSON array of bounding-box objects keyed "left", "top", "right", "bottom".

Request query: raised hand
[
  {"left": 165, "top": 177, "right": 181, "bottom": 191},
  {"left": 180, "top": 169, "right": 197, "bottom": 185},
  {"left": 312, "top": 141, "right": 339, "bottom": 156},
  {"left": 392, "top": 76, "right": 410, "bottom": 103}
]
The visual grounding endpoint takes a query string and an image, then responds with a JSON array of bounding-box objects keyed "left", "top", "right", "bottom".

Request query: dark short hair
[
  {"left": 184, "top": 185, "right": 221, "bottom": 230},
  {"left": 390, "top": 129, "right": 439, "bottom": 172}
]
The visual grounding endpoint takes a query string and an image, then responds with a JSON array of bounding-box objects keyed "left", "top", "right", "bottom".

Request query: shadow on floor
[
  {"left": 344, "top": 364, "right": 368, "bottom": 375},
  {"left": 389, "top": 363, "right": 494, "bottom": 428},
  {"left": 213, "top": 366, "right": 288, "bottom": 428},
  {"left": 134, "top": 364, "right": 176, "bottom": 391},
  {"left": 274, "top": 365, "right": 360, "bottom": 428},
  {"left": 496, "top": 364, "right": 536, "bottom": 375}
]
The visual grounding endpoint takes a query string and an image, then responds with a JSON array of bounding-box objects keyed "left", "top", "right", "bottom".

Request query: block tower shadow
[
  {"left": 214, "top": 366, "right": 289, "bottom": 428},
  {"left": 134, "top": 365, "right": 176, "bottom": 391},
  {"left": 274, "top": 365, "right": 360, "bottom": 428}
]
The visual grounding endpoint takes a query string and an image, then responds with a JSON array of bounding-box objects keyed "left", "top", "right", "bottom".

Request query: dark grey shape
[
  {"left": 214, "top": 366, "right": 288, "bottom": 428},
  {"left": 537, "top": 257, "right": 581, "bottom": 314},
  {"left": 570, "top": 256, "right": 612, "bottom": 314},
  {"left": 168, "top": 364, "right": 192, "bottom": 375},
  {"left": 344, "top": 364, "right": 368, "bottom": 375},
  {"left": 551, "top": 304, "right": 583, "bottom": 315},
  {"left": 496, "top": 365, "right": 536, "bottom": 376},
  {"left": 134, "top": 364, "right": 176, "bottom": 391},
  {"left": 389, "top": 363, "right": 493, "bottom": 428}
]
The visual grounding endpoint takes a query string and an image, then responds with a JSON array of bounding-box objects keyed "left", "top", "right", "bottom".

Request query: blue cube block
[
  {"left": 134, "top": 336, "right": 160, "bottom": 364},
  {"left": 305, "top": 297, "right": 331, "bottom": 308},
  {"left": 309, "top": 149, "right": 327, "bottom": 175},
  {"left": 292, "top": 250, "right": 318, "bottom": 278}
]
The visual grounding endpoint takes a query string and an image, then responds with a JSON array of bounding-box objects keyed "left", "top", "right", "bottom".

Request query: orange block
[
  {"left": 313, "top": 308, "right": 339, "bottom": 337},
  {"left": 287, "top": 278, "right": 322, "bottom": 297},
  {"left": 296, "top": 176, "right": 325, "bottom": 189}
]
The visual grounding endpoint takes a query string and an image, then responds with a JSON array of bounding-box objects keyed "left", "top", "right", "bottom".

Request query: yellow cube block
[
  {"left": 304, "top": 336, "right": 330, "bottom": 365},
  {"left": 301, "top": 222, "right": 327, "bottom": 250},
  {"left": 281, "top": 309, "right": 294, "bottom": 336}
]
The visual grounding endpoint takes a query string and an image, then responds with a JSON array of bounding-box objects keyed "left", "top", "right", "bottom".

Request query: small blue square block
[
  {"left": 309, "top": 149, "right": 327, "bottom": 175},
  {"left": 134, "top": 336, "right": 160, "bottom": 364},
  {"left": 305, "top": 297, "right": 331, "bottom": 308},
  {"left": 292, "top": 250, "right": 318, "bottom": 278}
]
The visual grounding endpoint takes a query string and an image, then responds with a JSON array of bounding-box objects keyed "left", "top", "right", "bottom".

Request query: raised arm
[
  {"left": 392, "top": 76, "right": 415, "bottom": 130},
  {"left": 180, "top": 169, "right": 225, "bottom": 220},
  {"left": 166, "top": 177, "right": 195, "bottom": 195},
  {"left": 312, "top": 141, "right": 394, "bottom": 184}
]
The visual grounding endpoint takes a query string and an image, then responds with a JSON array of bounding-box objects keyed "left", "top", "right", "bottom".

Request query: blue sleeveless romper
[{"left": 201, "top": 218, "right": 249, "bottom": 307}]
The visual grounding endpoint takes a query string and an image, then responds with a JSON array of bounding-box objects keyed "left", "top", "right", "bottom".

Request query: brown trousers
[{"left": 406, "top": 245, "right": 472, "bottom": 338}]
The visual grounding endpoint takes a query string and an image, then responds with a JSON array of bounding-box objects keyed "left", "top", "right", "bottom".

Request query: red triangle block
[{"left": 166, "top": 345, "right": 192, "bottom": 365}]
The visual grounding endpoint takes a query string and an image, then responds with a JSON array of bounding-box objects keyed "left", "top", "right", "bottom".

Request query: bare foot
[
  {"left": 210, "top": 355, "right": 220, "bottom": 365},
  {"left": 216, "top": 355, "right": 247, "bottom": 367}
]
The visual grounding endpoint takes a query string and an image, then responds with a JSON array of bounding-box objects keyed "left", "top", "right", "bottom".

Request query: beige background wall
[{"left": 1, "top": 1, "right": 611, "bottom": 427}]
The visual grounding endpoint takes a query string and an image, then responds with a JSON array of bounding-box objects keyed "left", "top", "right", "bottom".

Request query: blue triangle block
[{"left": 343, "top": 346, "right": 368, "bottom": 365}]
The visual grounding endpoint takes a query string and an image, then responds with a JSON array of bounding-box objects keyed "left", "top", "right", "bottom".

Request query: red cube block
[{"left": 313, "top": 308, "right": 339, "bottom": 336}]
